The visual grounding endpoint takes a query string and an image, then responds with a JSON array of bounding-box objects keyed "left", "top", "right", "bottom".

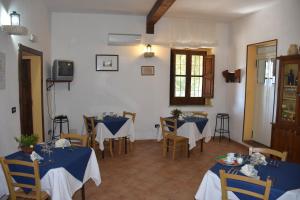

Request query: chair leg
[
  {"left": 118, "top": 138, "right": 122, "bottom": 155},
  {"left": 172, "top": 141, "right": 176, "bottom": 160},
  {"left": 81, "top": 184, "right": 85, "bottom": 200},
  {"left": 187, "top": 141, "right": 190, "bottom": 158},
  {"left": 109, "top": 139, "right": 114, "bottom": 157},
  {"left": 200, "top": 138, "right": 204, "bottom": 152},
  {"left": 124, "top": 137, "right": 128, "bottom": 154},
  {"left": 163, "top": 138, "right": 167, "bottom": 157}
]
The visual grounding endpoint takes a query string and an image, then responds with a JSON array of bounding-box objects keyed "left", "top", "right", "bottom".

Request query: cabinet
[{"left": 271, "top": 55, "right": 300, "bottom": 163}]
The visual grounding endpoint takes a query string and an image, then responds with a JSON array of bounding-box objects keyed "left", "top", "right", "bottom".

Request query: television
[{"left": 52, "top": 60, "right": 74, "bottom": 81}]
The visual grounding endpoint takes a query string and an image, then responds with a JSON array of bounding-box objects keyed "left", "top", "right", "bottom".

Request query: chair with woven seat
[
  {"left": 220, "top": 169, "right": 272, "bottom": 200},
  {"left": 118, "top": 111, "right": 136, "bottom": 154},
  {"left": 60, "top": 133, "right": 88, "bottom": 147},
  {"left": 0, "top": 157, "right": 49, "bottom": 200},
  {"left": 160, "top": 117, "right": 189, "bottom": 160},
  {"left": 249, "top": 147, "right": 288, "bottom": 161},
  {"left": 83, "top": 115, "right": 113, "bottom": 158}
]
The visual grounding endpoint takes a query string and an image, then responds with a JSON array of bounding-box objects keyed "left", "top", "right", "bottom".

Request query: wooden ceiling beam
[{"left": 146, "top": 0, "right": 176, "bottom": 34}]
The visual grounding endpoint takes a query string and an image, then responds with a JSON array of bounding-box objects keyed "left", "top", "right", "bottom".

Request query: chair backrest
[
  {"left": 220, "top": 169, "right": 272, "bottom": 200},
  {"left": 249, "top": 147, "right": 287, "bottom": 161},
  {"left": 123, "top": 111, "right": 136, "bottom": 123},
  {"left": 83, "top": 115, "right": 97, "bottom": 148},
  {"left": 191, "top": 111, "right": 208, "bottom": 118},
  {"left": 160, "top": 117, "right": 177, "bottom": 137},
  {"left": 61, "top": 133, "right": 88, "bottom": 147},
  {"left": 0, "top": 157, "right": 42, "bottom": 199}
]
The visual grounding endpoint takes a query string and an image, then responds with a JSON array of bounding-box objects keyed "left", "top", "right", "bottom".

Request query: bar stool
[
  {"left": 52, "top": 115, "right": 70, "bottom": 140},
  {"left": 213, "top": 113, "right": 230, "bottom": 142}
]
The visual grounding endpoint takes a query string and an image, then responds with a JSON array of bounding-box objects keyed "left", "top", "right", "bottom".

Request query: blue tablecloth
[
  {"left": 210, "top": 160, "right": 300, "bottom": 200},
  {"left": 5, "top": 145, "right": 92, "bottom": 193},
  {"left": 96, "top": 116, "right": 128, "bottom": 135},
  {"left": 167, "top": 116, "right": 208, "bottom": 133}
]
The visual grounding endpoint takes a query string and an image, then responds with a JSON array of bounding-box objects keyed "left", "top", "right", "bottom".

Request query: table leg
[
  {"left": 201, "top": 139, "right": 203, "bottom": 152},
  {"left": 81, "top": 184, "right": 85, "bottom": 200},
  {"left": 125, "top": 137, "right": 127, "bottom": 154}
]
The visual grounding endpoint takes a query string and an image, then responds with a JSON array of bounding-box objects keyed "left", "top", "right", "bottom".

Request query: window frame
[{"left": 170, "top": 49, "right": 207, "bottom": 105}]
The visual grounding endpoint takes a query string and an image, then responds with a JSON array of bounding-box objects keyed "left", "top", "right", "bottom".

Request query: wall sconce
[
  {"left": 144, "top": 44, "right": 155, "bottom": 58},
  {"left": 10, "top": 11, "right": 20, "bottom": 26},
  {"left": 1, "top": 11, "right": 28, "bottom": 35}
]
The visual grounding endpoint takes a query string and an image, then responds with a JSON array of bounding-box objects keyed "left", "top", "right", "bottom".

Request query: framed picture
[
  {"left": 141, "top": 66, "right": 155, "bottom": 76},
  {"left": 96, "top": 54, "right": 118, "bottom": 71}
]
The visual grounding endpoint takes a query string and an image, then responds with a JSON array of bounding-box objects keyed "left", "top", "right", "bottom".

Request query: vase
[
  {"left": 21, "top": 146, "right": 33, "bottom": 154},
  {"left": 288, "top": 44, "right": 299, "bottom": 55}
]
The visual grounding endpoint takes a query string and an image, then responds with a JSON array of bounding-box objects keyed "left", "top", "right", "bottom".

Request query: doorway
[
  {"left": 243, "top": 40, "right": 277, "bottom": 147},
  {"left": 18, "top": 44, "right": 44, "bottom": 142}
]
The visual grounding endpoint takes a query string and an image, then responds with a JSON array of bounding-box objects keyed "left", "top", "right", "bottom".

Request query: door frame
[
  {"left": 18, "top": 44, "right": 45, "bottom": 141},
  {"left": 242, "top": 39, "right": 278, "bottom": 144}
]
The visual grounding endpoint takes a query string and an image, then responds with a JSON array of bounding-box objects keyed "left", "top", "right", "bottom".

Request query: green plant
[
  {"left": 15, "top": 135, "right": 38, "bottom": 147},
  {"left": 171, "top": 108, "right": 182, "bottom": 118}
]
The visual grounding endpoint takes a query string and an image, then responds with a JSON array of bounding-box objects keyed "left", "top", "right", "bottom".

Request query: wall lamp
[
  {"left": 1, "top": 11, "right": 28, "bottom": 35},
  {"left": 144, "top": 44, "right": 155, "bottom": 58}
]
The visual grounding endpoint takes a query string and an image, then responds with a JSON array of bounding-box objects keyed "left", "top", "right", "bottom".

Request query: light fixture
[
  {"left": 144, "top": 44, "right": 155, "bottom": 58},
  {"left": 10, "top": 11, "right": 20, "bottom": 26},
  {"left": 1, "top": 11, "right": 28, "bottom": 35}
]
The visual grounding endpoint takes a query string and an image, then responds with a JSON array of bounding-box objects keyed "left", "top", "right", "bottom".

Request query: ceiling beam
[{"left": 146, "top": 0, "right": 176, "bottom": 34}]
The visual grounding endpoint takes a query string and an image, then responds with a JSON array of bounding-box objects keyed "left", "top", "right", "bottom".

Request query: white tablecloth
[
  {"left": 0, "top": 149, "right": 101, "bottom": 200},
  {"left": 157, "top": 120, "right": 212, "bottom": 150},
  {"left": 82, "top": 119, "right": 135, "bottom": 151},
  {"left": 195, "top": 170, "right": 300, "bottom": 200}
]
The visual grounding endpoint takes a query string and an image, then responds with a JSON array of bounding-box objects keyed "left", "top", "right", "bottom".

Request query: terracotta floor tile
[{"left": 74, "top": 139, "right": 247, "bottom": 200}]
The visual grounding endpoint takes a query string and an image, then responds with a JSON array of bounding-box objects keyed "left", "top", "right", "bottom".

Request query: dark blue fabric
[
  {"left": 96, "top": 116, "right": 128, "bottom": 135},
  {"left": 210, "top": 160, "right": 300, "bottom": 200},
  {"left": 5, "top": 145, "right": 92, "bottom": 193},
  {"left": 167, "top": 116, "right": 208, "bottom": 133}
]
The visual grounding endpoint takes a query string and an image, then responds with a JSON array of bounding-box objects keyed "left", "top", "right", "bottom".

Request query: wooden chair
[
  {"left": 118, "top": 111, "right": 136, "bottom": 154},
  {"left": 220, "top": 169, "right": 272, "bottom": 200},
  {"left": 160, "top": 117, "right": 189, "bottom": 160},
  {"left": 0, "top": 157, "right": 49, "bottom": 200},
  {"left": 60, "top": 133, "right": 88, "bottom": 147},
  {"left": 83, "top": 115, "right": 114, "bottom": 158},
  {"left": 249, "top": 147, "right": 287, "bottom": 161}
]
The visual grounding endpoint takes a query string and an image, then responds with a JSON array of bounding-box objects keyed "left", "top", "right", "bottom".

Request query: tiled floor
[{"left": 74, "top": 138, "right": 247, "bottom": 200}]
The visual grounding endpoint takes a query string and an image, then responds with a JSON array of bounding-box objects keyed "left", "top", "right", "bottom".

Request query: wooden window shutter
[{"left": 202, "top": 55, "right": 215, "bottom": 98}]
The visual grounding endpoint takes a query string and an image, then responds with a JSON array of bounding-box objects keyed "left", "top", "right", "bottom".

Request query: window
[{"left": 170, "top": 49, "right": 215, "bottom": 105}]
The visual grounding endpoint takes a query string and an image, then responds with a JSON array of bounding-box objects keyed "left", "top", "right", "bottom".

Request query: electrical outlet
[
  {"left": 11, "top": 107, "right": 16, "bottom": 113},
  {"left": 155, "top": 124, "right": 160, "bottom": 128}
]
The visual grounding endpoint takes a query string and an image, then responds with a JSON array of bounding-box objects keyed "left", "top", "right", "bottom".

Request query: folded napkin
[
  {"left": 55, "top": 138, "right": 71, "bottom": 148},
  {"left": 30, "top": 151, "right": 44, "bottom": 162},
  {"left": 250, "top": 152, "right": 267, "bottom": 165},
  {"left": 240, "top": 164, "right": 259, "bottom": 179}
]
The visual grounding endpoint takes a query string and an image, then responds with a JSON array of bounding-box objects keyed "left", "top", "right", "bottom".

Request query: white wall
[
  {"left": 229, "top": 0, "right": 300, "bottom": 143},
  {"left": 51, "top": 13, "right": 231, "bottom": 139},
  {"left": 0, "top": 0, "right": 51, "bottom": 155}
]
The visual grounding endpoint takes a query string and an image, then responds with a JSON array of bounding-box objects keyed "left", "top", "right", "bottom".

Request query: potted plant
[
  {"left": 171, "top": 108, "right": 182, "bottom": 119},
  {"left": 15, "top": 135, "right": 38, "bottom": 154}
]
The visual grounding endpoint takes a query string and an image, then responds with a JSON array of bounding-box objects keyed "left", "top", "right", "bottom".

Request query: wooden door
[{"left": 19, "top": 59, "right": 33, "bottom": 135}]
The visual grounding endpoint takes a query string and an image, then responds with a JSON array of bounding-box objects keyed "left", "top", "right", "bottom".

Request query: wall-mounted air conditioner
[{"left": 108, "top": 33, "right": 141, "bottom": 46}]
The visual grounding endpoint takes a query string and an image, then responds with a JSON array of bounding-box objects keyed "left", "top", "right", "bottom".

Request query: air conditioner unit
[{"left": 108, "top": 33, "right": 141, "bottom": 46}]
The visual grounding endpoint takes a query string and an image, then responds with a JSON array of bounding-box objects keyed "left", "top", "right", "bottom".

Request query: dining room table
[
  {"left": 195, "top": 156, "right": 300, "bottom": 200},
  {"left": 82, "top": 114, "right": 135, "bottom": 151},
  {"left": 157, "top": 116, "right": 212, "bottom": 150},
  {"left": 0, "top": 145, "right": 101, "bottom": 200}
]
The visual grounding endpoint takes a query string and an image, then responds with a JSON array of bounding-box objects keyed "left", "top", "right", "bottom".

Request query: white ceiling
[{"left": 45, "top": 0, "right": 280, "bottom": 21}]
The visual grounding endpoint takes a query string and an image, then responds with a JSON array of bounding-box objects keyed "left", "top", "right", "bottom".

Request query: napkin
[
  {"left": 55, "top": 138, "right": 71, "bottom": 148},
  {"left": 250, "top": 152, "right": 267, "bottom": 165},
  {"left": 30, "top": 151, "right": 44, "bottom": 161},
  {"left": 240, "top": 164, "right": 259, "bottom": 179}
]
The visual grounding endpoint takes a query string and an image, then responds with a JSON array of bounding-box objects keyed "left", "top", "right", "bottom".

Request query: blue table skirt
[
  {"left": 5, "top": 145, "right": 92, "bottom": 193},
  {"left": 210, "top": 160, "right": 300, "bottom": 200},
  {"left": 95, "top": 116, "right": 128, "bottom": 135}
]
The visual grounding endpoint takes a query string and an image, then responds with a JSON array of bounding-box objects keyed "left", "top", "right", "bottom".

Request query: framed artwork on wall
[
  {"left": 96, "top": 54, "right": 119, "bottom": 71},
  {"left": 141, "top": 66, "right": 155, "bottom": 76}
]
